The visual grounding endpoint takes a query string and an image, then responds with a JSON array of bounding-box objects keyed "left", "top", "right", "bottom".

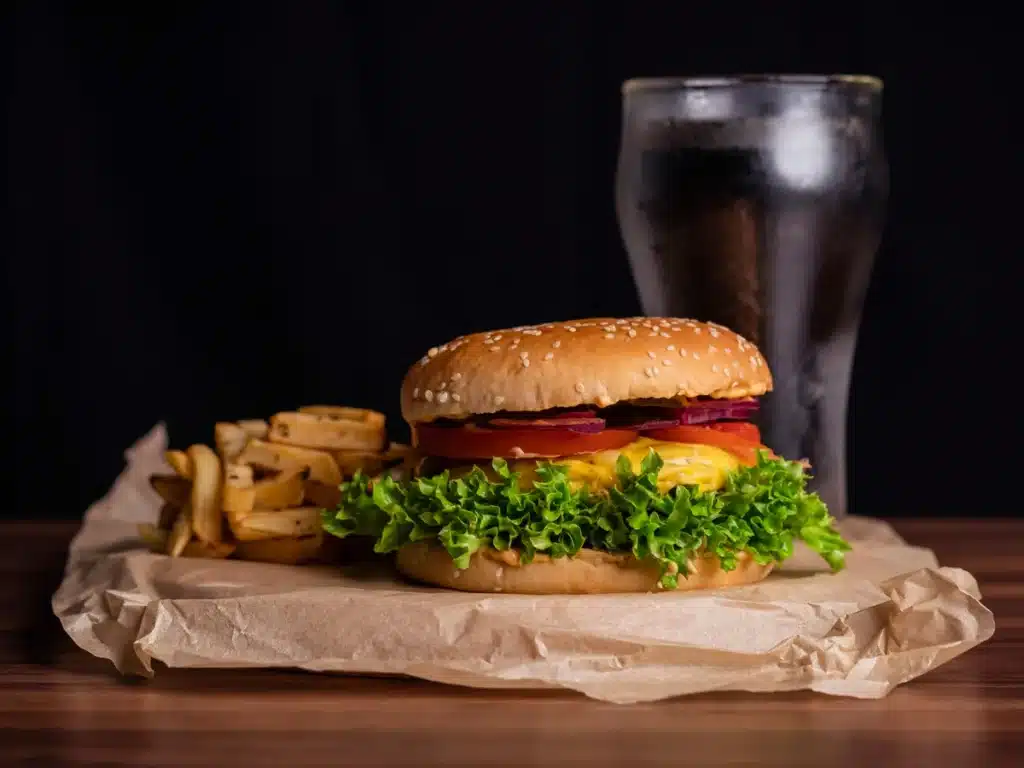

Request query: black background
[{"left": 6, "top": 2, "right": 1016, "bottom": 521}]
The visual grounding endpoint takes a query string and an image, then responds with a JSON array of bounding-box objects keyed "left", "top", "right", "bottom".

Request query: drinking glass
[{"left": 615, "top": 75, "right": 888, "bottom": 518}]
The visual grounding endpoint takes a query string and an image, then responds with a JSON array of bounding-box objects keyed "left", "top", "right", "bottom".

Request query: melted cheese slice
[{"left": 452, "top": 438, "right": 739, "bottom": 493}]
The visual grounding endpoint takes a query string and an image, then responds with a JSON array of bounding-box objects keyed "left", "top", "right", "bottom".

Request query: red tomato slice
[
  {"left": 706, "top": 421, "right": 761, "bottom": 444},
  {"left": 415, "top": 424, "right": 639, "bottom": 459},
  {"left": 644, "top": 424, "right": 766, "bottom": 466}
]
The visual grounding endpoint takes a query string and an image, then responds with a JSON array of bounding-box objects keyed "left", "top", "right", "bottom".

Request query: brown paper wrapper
[{"left": 52, "top": 425, "right": 994, "bottom": 703}]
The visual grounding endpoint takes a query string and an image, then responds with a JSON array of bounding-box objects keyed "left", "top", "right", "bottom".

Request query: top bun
[{"left": 401, "top": 318, "right": 772, "bottom": 424}]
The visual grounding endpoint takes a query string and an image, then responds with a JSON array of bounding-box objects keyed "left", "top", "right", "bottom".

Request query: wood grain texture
[{"left": 1, "top": 520, "right": 1021, "bottom": 766}]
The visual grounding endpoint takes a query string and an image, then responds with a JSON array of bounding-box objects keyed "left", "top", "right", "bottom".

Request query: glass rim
[{"left": 622, "top": 74, "right": 884, "bottom": 93}]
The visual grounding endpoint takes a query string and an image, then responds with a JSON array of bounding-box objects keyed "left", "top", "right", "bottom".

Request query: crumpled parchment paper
[{"left": 52, "top": 425, "right": 995, "bottom": 703}]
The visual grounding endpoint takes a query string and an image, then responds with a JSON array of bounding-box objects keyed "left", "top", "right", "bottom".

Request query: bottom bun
[{"left": 395, "top": 541, "right": 774, "bottom": 595}]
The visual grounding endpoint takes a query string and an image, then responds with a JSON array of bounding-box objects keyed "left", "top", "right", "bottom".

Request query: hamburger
[{"left": 322, "top": 318, "right": 850, "bottom": 593}]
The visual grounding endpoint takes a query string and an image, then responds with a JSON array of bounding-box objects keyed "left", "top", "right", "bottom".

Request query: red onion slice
[{"left": 677, "top": 398, "right": 759, "bottom": 425}]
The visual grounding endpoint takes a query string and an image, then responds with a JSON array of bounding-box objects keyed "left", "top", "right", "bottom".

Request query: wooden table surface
[{"left": 1, "top": 519, "right": 1020, "bottom": 766}]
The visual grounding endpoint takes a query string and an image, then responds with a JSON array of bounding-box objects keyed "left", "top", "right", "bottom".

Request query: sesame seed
[
  {"left": 552, "top": 340, "right": 561, "bottom": 348},
  {"left": 437, "top": 391, "right": 449, "bottom": 403},
  {"left": 494, "top": 395, "right": 505, "bottom": 406},
  {"left": 708, "top": 345, "right": 717, "bottom": 353},
  {"left": 519, "top": 350, "right": 529, "bottom": 360},
  {"left": 663, "top": 359, "right": 673, "bottom": 366},
  {"left": 567, "top": 327, "right": 577, "bottom": 333},
  {"left": 439, "top": 382, "right": 447, "bottom": 390},
  {"left": 724, "top": 348, "right": 733, "bottom": 355},
  {"left": 647, "top": 351, "right": 656, "bottom": 359},
  {"left": 627, "top": 328, "right": 637, "bottom": 338},
  {"left": 524, "top": 329, "right": 542, "bottom": 336},
  {"left": 452, "top": 393, "right": 461, "bottom": 402},
  {"left": 693, "top": 327, "right": 702, "bottom": 335},
  {"left": 641, "top": 321, "right": 652, "bottom": 327},
  {"left": 424, "top": 390, "right": 434, "bottom": 402},
  {"left": 451, "top": 372, "right": 462, "bottom": 381},
  {"left": 709, "top": 328, "right": 720, "bottom": 338},
  {"left": 602, "top": 324, "right": 616, "bottom": 332},
  {"left": 489, "top": 346, "right": 500, "bottom": 352},
  {"left": 604, "top": 333, "right": 615, "bottom": 339},
  {"left": 693, "top": 352, "right": 701, "bottom": 360},
  {"left": 493, "top": 334, "right": 502, "bottom": 341},
  {"left": 644, "top": 367, "right": 654, "bottom": 378},
  {"left": 659, "top": 331, "right": 670, "bottom": 338},
  {"left": 574, "top": 382, "right": 585, "bottom": 393},
  {"left": 679, "top": 348, "right": 688, "bottom": 357},
  {"left": 666, "top": 344, "right": 675, "bottom": 351},
  {"left": 711, "top": 364, "right": 719, "bottom": 373},
  {"left": 419, "top": 357, "right": 429, "bottom": 366},
  {"left": 412, "top": 388, "right": 420, "bottom": 397},
  {"left": 616, "top": 319, "right": 629, "bottom": 325},
  {"left": 428, "top": 347, "right": 439, "bottom": 357},
  {"left": 749, "top": 355, "right": 757, "bottom": 367},
  {"left": 522, "top": 358, "right": 531, "bottom": 368},
  {"left": 648, "top": 331, "right": 659, "bottom": 337},
  {"left": 544, "top": 352, "right": 554, "bottom": 361}
]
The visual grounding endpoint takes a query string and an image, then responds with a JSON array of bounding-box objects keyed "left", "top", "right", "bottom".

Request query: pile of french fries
[{"left": 139, "top": 406, "right": 410, "bottom": 565}]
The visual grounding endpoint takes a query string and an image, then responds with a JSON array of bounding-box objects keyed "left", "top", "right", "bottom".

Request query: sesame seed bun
[
  {"left": 401, "top": 318, "right": 772, "bottom": 424},
  {"left": 395, "top": 541, "right": 774, "bottom": 594}
]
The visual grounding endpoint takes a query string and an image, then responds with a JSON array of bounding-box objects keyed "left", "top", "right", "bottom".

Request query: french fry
[
  {"left": 237, "top": 419, "right": 269, "bottom": 439},
  {"left": 304, "top": 480, "right": 341, "bottom": 509},
  {"left": 385, "top": 442, "right": 413, "bottom": 460},
  {"left": 236, "top": 439, "right": 341, "bottom": 486},
  {"left": 222, "top": 463, "right": 255, "bottom": 515},
  {"left": 226, "top": 463, "right": 254, "bottom": 485},
  {"left": 269, "top": 411, "right": 386, "bottom": 452},
  {"left": 253, "top": 468, "right": 306, "bottom": 509},
  {"left": 233, "top": 532, "right": 323, "bottom": 565},
  {"left": 149, "top": 474, "right": 191, "bottom": 508},
  {"left": 168, "top": 505, "right": 193, "bottom": 557},
  {"left": 384, "top": 443, "right": 419, "bottom": 480},
  {"left": 187, "top": 444, "right": 223, "bottom": 543},
  {"left": 214, "top": 422, "right": 249, "bottom": 462},
  {"left": 181, "top": 539, "right": 236, "bottom": 559},
  {"left": 230, "top": 507, "right": 322, "bottom": 541},
  {"left": 138, "top": 523, "right": 169, "bottom": 553},
  {"left": 165, "top": 450, "right": 193, "bottom": 479},
  {"left": 331, "top": 450, "right": 389, "bottom": 478},
  {"left": 160, "top": 402, "right": 382, "bottom": 563},
  {"left": 331, "top": 442, "right": 415, "bottom": 478},
  {"left": 298, "top": 405, "right": 386, "bottom": 430}
]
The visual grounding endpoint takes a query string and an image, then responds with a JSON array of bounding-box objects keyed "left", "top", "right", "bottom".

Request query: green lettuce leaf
[{"left": 321, "top": 450, "right": 851, "bottom": 588}]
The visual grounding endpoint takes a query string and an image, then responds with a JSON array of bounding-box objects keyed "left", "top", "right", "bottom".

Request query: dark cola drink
[{"left": 616, "top": 77, "right": 887, "bottom": 518}]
